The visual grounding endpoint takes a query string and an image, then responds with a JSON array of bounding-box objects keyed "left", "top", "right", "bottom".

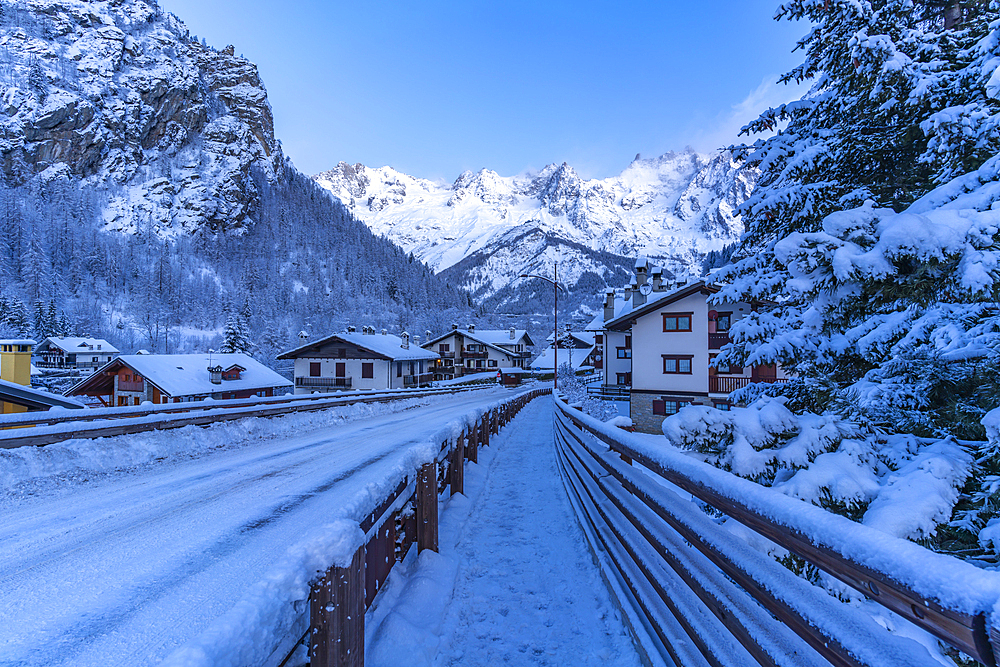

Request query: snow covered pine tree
[{"left": 664, "top": 0, "right": 1000, "bottom": 561}]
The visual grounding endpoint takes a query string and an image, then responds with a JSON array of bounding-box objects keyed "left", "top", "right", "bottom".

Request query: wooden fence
[
  {"left": 553, "top": 395, "right": 1000, "bottom": 667},
  {"left": 281, "top": 387, "right": 550, "bottom": 667},
  {"left": 0, "top": 384, "right": 491, "bottom": 449}
]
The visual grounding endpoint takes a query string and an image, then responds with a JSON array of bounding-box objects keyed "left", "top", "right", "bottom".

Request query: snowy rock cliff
[
  {"left": 0, "top": 0, "right": 281, "bottom": 235},
  {"left": 314, "top": 149, "right": 755, "bottom": 299}
]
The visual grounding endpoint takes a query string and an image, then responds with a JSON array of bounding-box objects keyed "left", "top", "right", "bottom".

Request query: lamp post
[{"left": 519, "top": 263, "right": 566, "bottom": 390}]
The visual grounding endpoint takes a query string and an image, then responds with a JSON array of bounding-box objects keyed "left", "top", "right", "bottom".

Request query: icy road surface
[{"left": 0, "top": 389, "right": 506, "bottom": 667}]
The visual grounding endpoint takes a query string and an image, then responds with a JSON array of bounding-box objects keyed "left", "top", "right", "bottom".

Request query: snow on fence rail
[
  {"left": 0, "top": 385, "right": 492, "bottom": 449},
  {"left": 553, "top": 395, "right": 1000, "bottom": 667},
  {"left": 204, "top": 387, "right": 548, "bottom": 667}
]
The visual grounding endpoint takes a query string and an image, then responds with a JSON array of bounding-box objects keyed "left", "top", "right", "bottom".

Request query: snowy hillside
[
  {"left": 314, "top": 150, "right": 755, "bottom": 298},
  {"left": 0, "top": 0, "right": 280, "bottom": 236}
]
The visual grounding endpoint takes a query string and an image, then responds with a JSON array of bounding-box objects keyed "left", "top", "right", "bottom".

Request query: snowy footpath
[{"left": 367, "top": 398, "right": 642, "bottom": 667}]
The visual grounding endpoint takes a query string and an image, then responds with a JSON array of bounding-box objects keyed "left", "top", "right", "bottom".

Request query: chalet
[
  {"left": 423, "top": 326, "right": 533, "bottom": 381},
  {"left": 277, "top": 327, "right": 439, "bottom": 393},
  {"left": 603, "top": 267, "right": 787, "bottom": 433},
  {"left": 0, "top": 339, "right": 84, "bottom": 414},
  {"left": 530, "top": 330, "right": 600, "bottom": 372},
  {"left": 66, "top": 353, "right": 292, "bottom": 407},
  {"left": 34, "top": 337, "right": 119, "bottom": 373}
]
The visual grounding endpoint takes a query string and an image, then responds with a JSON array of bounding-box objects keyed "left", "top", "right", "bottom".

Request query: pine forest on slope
[{"left": 0, "top": 0, "right": 475, "bottom": 362}]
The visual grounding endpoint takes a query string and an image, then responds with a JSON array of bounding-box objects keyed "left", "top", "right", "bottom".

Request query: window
[
  {"left": 595, "top": 335, "right": 603, "bottom": 343},
  {"left": 444, "top": 359, "right": 453, "bottom": 367},
  {"left": 335, "top": 363, "right": 346, "bottom": 378},
  {"left": 714, "top": 402, "right": 731, "bottom": 411},
  {"left": 663, "top": 355, "right": 693, "bottom": 374},
  {"left": 662, "top": 313, "right": 693, "bottom": 332},
  {"left": 616, "top": 348, "right": 631, "bottom": 359},
  {"left": 488, "top": 359, "right": 497, "bottom": 367},
  {"left": 439, "top": 343, "right": 450, "bottom": 352},
  {"left": 362, "top": 363, "right": 374, "bottom": 378},
  {"left": 310, "top": 363, "right": 321, "bottom": 377},
  {"left": 476, "top": 360, "right": 484, "bottom": 368},
  {"left": 118, "top": 396, "right": 127, "bottom": 406},
  {"left": 397, "top": 362, "right": 403, "bottom": 377},
  {"left": 716, "top": 312, "right": 732, "bottom": 332},
  {"left": 653, "top": 398, "right": 688, "bottom": 416},
  {"left": 92, "top": 356, "right": 98, "bottom": 362},
  {"left": 616, "top": 373, "right": 630, "bottom": 385},
  {"left": 625, "top": 335, "right": 631, "bottom": 348},
  {"left": 338, "top": 348, "right": 347, "bottom": 359},
  {"left": 717, "top": 363, "right": 743, "bottom": 375}
]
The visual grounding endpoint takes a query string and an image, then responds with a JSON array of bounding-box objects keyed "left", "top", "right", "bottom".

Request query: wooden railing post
[
  {"left": 451, "top": 432, "right": 465, "bottom": 495},
  {"left": 310, "top": 546, "right": 365, "bottom": 667},
  {"left": 467, "top": 419, "right": 478, "bottom": 464},
  {"left": 416, "top": 462, "right": 438, "bottom": 553}
]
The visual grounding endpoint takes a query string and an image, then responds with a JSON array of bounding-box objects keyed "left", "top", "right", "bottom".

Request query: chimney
[
  {"left": 401, "top": 332, "right": 409, "bottom": 349},
  {"left": 604, "top": 289, "right": 615, "bottom": 322},
  {"left": 413, "top": 335, "right": 421, "bottom": 348},
  {"left": 651, "top": 268, "right": 663, "bottom": 292},
  {"left": 347, "top": 326, "right": 356, "bottom": 333},
  {"left": 468, "top": 324, "right": 475, "bottom": 334},
  {"left": 451, "top": 323, "right": 458, "bottom": 331},
  {"left": 509, "top": 326, "right": 516, "bottom": 340},
  {"left": 208, "top": 364, "right": 222, "bottom": 385},
  {"left": 298, "top": 331, "right": 308, "bottom": 343},
  {"left": 381, "top": 328, "right": 387, "bottom": 335}
]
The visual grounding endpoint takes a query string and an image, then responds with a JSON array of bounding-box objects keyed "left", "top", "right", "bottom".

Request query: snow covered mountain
[
  {"left": 1, "top": 0, "right": 281, "bottom": 236},
  {"left": 314, "top": 150, "right": 755, "bottom": 300}
]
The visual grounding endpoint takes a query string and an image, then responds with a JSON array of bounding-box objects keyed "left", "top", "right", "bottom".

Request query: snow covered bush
[
  {"left": 556, "top": 363, "right": 618, "bottom": 422},
  {"left": 662, "top": 398, "right": 973, "bottom": 541}
]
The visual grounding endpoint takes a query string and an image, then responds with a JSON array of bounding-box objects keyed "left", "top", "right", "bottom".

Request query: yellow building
[{"left": 1, "top": 339, "right": 36, "bottom": 414}]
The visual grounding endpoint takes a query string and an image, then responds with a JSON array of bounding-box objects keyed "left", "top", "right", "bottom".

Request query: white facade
[
  {"left": 279, "top": 330, "right": 439, "bottom": 394},
  {"left": 607, "top": 280, "right": 787, "bottom": 434},
  {"left": 34, "top": 337, "right": 119, "bottom": 373},
  {"left": 424, "top": 328, "right": 532, "bottom": 381}
]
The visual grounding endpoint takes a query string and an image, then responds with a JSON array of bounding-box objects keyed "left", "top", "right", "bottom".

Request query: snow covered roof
[
  {"left": 529, "top": 346, "right": 596, "bottom": 371},
  {"left": 423, "top": 328, "right": 534, "bottom": 356},
  {"left": 0, "top": 377, "right": 84, "bottom": 410},
  {"left": 40, "top": 337, "right": 119, "bottom": 354},
  {"left": 545, "top": 331, "right": 596, "bottom": 346},
  {"left": 0, "top": 339, "right": 37, "bottom": 346},
  {"left": 278, "top": 332, "right": 439, "bottom": 362},
  {"left": 67, "top": 354, "right": 291, "bottom": 399}
]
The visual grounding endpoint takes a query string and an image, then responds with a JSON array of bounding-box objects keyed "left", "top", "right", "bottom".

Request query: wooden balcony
[
  {"left": 709, "top": 375, "right": 786, "bottom": 394},
  {"left": 117, "top": 380, "right": 144, "bottom": 392},
  {"left": 296, "top": 376, "right": 352, "bottom": 389},
  {"left": 461, "top": 350, "right": 488, "bottom": 359},
  {"left": 708, "top": 332, "right": 731, "bottom": 350},
  {"left": 439, "top": 351, "right": 456, "bottom": 359},
  {"left": 403, "top": 373, "right": 433, "bottom": 388}
]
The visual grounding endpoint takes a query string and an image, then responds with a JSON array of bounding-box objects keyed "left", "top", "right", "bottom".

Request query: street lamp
[{"left": 519, "top": 263, "right": 567, "bottom": 390}]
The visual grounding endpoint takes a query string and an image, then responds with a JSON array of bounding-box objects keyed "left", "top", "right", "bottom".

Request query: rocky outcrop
[{"left": 0, "top": 0, "right": 282, "bottom": 236}]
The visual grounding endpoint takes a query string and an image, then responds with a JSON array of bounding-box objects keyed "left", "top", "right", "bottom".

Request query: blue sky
[{"left": 158, "top": 0, "right": 808, "bottom": 180}]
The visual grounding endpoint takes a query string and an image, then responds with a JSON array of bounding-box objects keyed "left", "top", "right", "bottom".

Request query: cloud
[{"left": 690, "top": 75, "right": 811, "bottom": 153}]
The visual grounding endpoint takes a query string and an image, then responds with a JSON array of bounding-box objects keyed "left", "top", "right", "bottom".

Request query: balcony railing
[
  {"left": 117, "top": 380, "right": 144, "bottom": 392},
  {"left": 461, "top": 350, "right": 488, "bottom": 359},
  {"left": 708, "top": 332, "right": 731, "bottom": 350},
  {"left": 709, "top": 375, "right": 786, "bottom": 394},
  {"left": 439, "top": 351, "right": 456, "bottom": 358},
  {"left": 403, "top": 373, "right": 433, "bottom": 388},
  {"left": 296, "top": 376, "right": 352, "bottom": 389}
]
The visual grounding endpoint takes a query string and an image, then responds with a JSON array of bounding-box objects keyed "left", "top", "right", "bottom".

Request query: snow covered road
[{"left": 0, "top": 389, "right": 507, "bottom": 667}]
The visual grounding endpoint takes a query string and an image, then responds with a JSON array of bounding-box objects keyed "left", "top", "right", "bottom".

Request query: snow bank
[
  {"left": 159, "top": 390, "right": 538, "bottom": 667},
  {"left": 0, "top": 396, "right": 437, "bottom": 492}
]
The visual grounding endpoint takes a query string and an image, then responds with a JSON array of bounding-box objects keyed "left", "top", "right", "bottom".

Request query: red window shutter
[{"left": 652, "top": 400, "right": 666, "bottom": 416}]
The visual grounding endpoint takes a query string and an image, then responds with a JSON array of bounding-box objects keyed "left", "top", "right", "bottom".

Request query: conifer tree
[
  {"left": 219, "top": 312, "right": 251, "bottom": 355},
  {"left": 705, "top": 0, "right": 1000, "bottom": 554}
]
